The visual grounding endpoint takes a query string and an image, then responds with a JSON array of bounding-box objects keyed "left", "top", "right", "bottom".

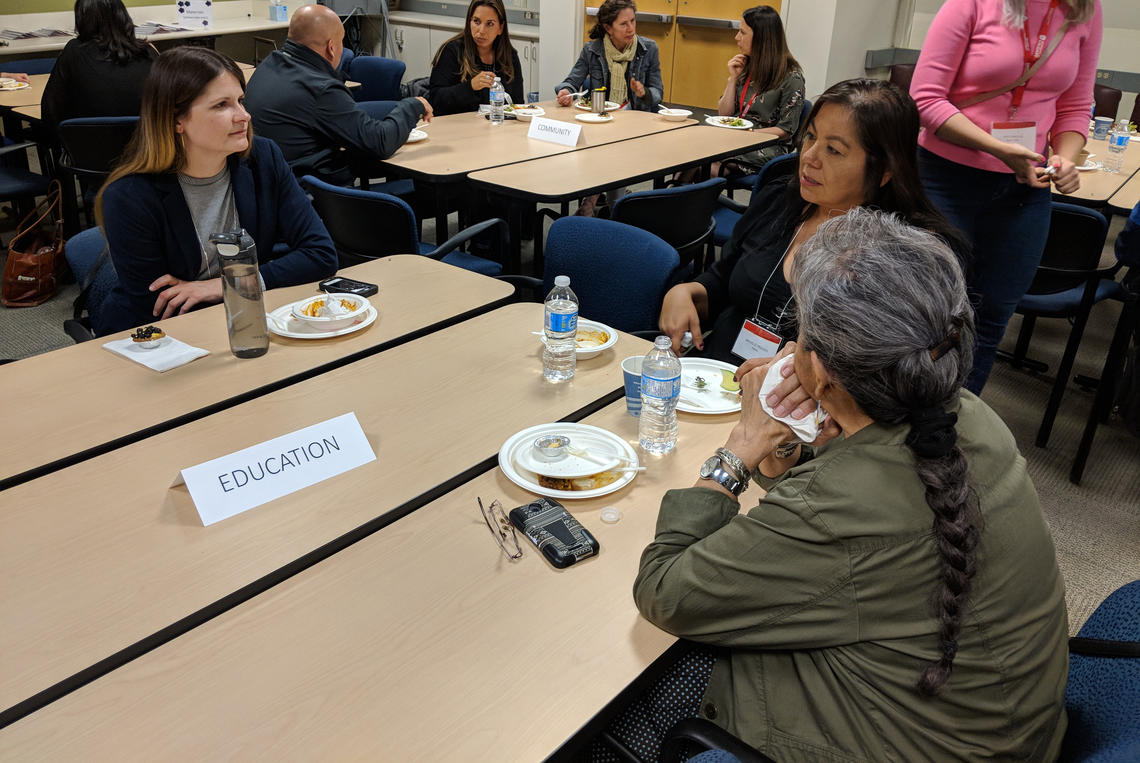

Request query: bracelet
[
  {"left": 774, "top": 441, "right": 800, "bottom": 459},
  {"left": 715, "top": 447, "right": 749, "bottom": 485}
]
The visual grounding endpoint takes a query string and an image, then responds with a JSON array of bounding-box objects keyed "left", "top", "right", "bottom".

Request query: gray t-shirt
[{"left": 178, "top": 166, "right": 240, "bottom": 279}]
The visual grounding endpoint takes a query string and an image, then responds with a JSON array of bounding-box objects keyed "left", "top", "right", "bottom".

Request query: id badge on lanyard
[
  {"left": 991, "top": 121, "right": 1038, "bottom": 153},
  {"left": 990, "top": 0, "right": 1058, "bottom": 152},
  {"left": 732, "top": 318, "right": 782, "bottom": 362}
]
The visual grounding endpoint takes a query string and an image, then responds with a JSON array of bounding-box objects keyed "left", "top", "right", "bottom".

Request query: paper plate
[
  {"left": 266, "top": 301, "right": 377, "bottom": 339},
  {"left": 575, "top": 100, "right": 621, "bottom": 112},
  {"left": 513, "top": 429, "right": 624, "bottom": 478},
  {"left": 0, "top": 82, "right": 30, "bottom": 91},
  {"left": 705, "top": 115, "right": 753, "bottom": 130},
  {"left": 1076, "top": 161, "right": 1100, "bottom": 171},
  {"left": 538, "top": 318, "right": 618, "bottom": 359},
  {"left": 499, "top": 422, "right": 638, "bottom": 500},
  {"left": 575, "top": 112, "right": 614, "bottom": 124},
  {"left": 405, "top": 128, "right": 428, "bottom": 144},
  {"left": 677, "top": 357, "right": 742, "bottom": 415}
]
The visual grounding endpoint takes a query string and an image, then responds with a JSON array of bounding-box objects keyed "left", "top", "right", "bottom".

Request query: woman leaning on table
[
  {"left": 427, "top": 0, "right": 524, "bottom": 117},
  {"left": 94, "top": 47, "right": 336, "bottom": 336},
  {"left": 554, "top": 0, "right": 663, "bottom": 113},
  {"left": 911, "top": 0, "right": 1102, "bottom": 394},
  {"left": 659, "top": 78, "right": 965, "bottom": 367},
  {"left": 625, "top": 210, "right": 1068, "bottom": 761}
]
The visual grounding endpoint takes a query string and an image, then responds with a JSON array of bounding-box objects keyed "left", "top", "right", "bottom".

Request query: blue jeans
[{"left": 918, "top": 147, "right": 1051, "bottom": 393}]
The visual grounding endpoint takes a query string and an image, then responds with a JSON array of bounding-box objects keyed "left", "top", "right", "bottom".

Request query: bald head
[{"left": 289, "top": 4, "right": 344, "bottom": 65}]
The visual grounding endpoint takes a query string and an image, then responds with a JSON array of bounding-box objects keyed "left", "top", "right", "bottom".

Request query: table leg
[
  {"left": 434, "top": 183, "right": 449, "bottom": 244},
  {"left": 505, "top": 197, "right": 524, "bottom": 275}
]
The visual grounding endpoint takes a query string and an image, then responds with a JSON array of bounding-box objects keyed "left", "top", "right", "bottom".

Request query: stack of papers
[
  {"left": 135, "top": 22, "right": 191, "bottom": 35},
  {"left": 0, "top": 28, "right": 74, "bottom": 39}
]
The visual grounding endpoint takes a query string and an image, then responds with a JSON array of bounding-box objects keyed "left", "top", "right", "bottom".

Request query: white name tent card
[
  {"left": 180, "top": 412, "right": 376, "bottom": 526},
  {"left": 177, "top": 0, "right": 214, "bottom": 29},
  {"left": 528, "top": 116, "right": 581, "bottom": 147}
]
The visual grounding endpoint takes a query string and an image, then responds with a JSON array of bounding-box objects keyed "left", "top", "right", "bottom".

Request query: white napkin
[
  {"left": 103, "top": 336, "right": 210, "bottom": 372},
  {"left": 759, "top": 355, "right": 828, "bottom": 442}
]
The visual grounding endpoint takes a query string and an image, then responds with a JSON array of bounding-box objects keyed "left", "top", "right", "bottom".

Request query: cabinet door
[
  {"left": 678, "top": 0, "right": 773, "bottom": 17},
  {"left": 392, "top": 24, "right": 433, "bottom": 82},
  {"left": 670, "top": 22, "right": 737, "bottom": 109}
]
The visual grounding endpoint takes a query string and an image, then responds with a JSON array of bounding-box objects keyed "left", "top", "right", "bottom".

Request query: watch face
[{"left": 700, "top": 455, "right": 720, "bottom": 479}]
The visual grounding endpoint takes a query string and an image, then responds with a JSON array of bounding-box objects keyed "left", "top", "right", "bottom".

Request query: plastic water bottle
[
  {"left": 543, "top": 275, "right": 578, "bottom": 382},
  {"left": 639, "top": 336, "right": 682, "bottom": 454},
  {"left": 490, "top": 76, "right": 506, "bottom": 126},
  {"left": 1105, "top": 121, "right": 1130, "bottom": 173},
  {"left": 210, "top": 228, "right": 268, "bottom": 359}
]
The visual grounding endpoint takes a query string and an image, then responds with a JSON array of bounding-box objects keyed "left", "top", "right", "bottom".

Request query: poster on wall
[{"left": 177, "top": 0, "right": 214, "bottom": 29}]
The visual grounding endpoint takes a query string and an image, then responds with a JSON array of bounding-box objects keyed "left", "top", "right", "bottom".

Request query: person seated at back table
[
  {"left": 428, "top": 0, "right": 523, "bottom": 117},
  {"left": 244, "top": 3, "right": 432, "bottom": 186},
  {"left": 625, "top": 209, "right": 1069, "bottom": 761},
  {"left": 658, "top": 79, "right": 966, "bottom": 368},
  {"left": 95, "top": 47, "right": 337, "bottom": 335},
  {"left": 40, "top": 0, "right": 158, "bottom": 139}
]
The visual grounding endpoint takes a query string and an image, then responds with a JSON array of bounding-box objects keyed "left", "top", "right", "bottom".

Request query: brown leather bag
[{"left": 2, "top": 180, "right": 67, "bottom": 307}]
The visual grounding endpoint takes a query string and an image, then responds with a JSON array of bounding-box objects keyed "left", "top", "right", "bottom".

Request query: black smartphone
[
  {"left": 509, "top": 497, "right": 599, "bottom": 569},
  {"left": 319, "top": 276, "right": 378, "bottom": 297}
]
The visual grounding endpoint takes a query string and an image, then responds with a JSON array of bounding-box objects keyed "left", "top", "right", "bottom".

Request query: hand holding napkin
[{"left": 758, "top": 354, "right": 828, "bottom": 442}]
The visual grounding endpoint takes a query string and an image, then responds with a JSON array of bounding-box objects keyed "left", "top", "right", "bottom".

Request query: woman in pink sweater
[{"left": 911, "top": 0, "right": 1101, "bottom": 393}]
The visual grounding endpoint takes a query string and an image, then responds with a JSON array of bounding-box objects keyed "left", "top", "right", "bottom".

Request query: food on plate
[
  {"left": 537, "top": 470, "right": 623, "bottom": 491},
  {"left": 575, "top": 326, "right": 610, "bottom": 349},
  {"left": 716, "top": 116, "right": 747, "bottom": 127},
  {"left": 301, "top": 297, "right": 358, "bottom": 318},
  {"left": 130, "top": 325, "right": 165, "bottom": 343}
]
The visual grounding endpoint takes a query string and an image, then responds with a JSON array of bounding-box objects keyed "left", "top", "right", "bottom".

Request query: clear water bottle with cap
[
  {"left": 490, "top": 76, "right": 506, "bottom": 126},
  {"left": 543, "top": 275, "right": 578, "bottom": 382},
  {"left": 1105, "top": 120, "right": 1130, "bottom": 173},
  {"left": 639, "top": 336, "right": 682, "bottom": 454},
  {"left": 210, "top": 228, "right": 268, "bottom": 359}
]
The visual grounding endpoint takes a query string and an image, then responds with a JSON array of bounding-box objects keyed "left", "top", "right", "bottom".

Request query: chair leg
[
  {"left": 1037, "top": 310, "right": 1090, "bottom": 447},
  {"left": 1011, "top": 314, "right": 1036, "bottom": 366}
]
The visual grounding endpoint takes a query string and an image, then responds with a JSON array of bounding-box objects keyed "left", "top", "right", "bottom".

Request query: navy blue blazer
[{"left": 98, "top": 137, "right": 337, "bottom": 335}]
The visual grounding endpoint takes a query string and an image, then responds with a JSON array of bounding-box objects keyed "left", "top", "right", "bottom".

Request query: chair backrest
[
  {"left": 754, "top": 151, "right": 798, "bottom": 190},
  {"left": 1131, "top": 98, "right": 1140, "bottom": 133},
  {"left": 792, "top": 98, "right": 812, "bottom": 143},
  {"left": 1028, "top": 202, "right": 1109, "bottom": 296},
  {"left": 611, "top": 177, "right": 725, "bottom": 262},
  {"left": 300, "top": 175, "right": 419, "bottom": 265},
  {"left": 543, "top": 217, "right": 679, "bottom": 333},
  {"left": 338, "top": 48, "right": 355, "bottom": 75},
  {"left": 2, "top": 58, "right": 55, "bottom": 75},
  {"left": 57, "top": 117, "right": 140, "bottom": 177},
  {"left": 1093, "top": 83, "right": 1122, "bottom": 120},
  {"left": 348, "top": 56, "right": 406, "bottom": 101},
  {"left": 889, "top": 63, "right": 915, "bottom": 94},
  {"left": 63, "top": 226, "right": 117, "bottom": 322}
]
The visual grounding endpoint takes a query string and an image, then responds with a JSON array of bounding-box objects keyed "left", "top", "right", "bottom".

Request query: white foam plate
[
  {"left": 405, "top": 128, "right": 428, "bottom": 144},
  {"left": 575, "top": 100, "right": 621, "bottom": 112},
  {"left": 705, "top": 115, "right": 754, "bottom": 130},
  {"left": 499, "top": 422, "right": 638, "bottom": 499},
  {"left": 677, "top": 357, "right": 742, "bottom": 415},
  {"left": 266, "top": 300, "right": 377, "bottom": 339},
  {"left": 513, "top": 431, "right": 623, "bottom": 478},
  {"left": 0, "top": 82, "right": 30, "bottom": 91},
  {"left": 1076, "top": 161, "right": 1100, "bottom": 171},
  {"left": 575, "top": 112, "right": 614, "bottom": 124},
  {"left": 538, "top": 318, "right": 618, "bottom": 359}
]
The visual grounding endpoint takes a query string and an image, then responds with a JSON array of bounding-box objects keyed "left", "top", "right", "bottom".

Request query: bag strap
[
  {"left": 954, "top": 21, "right": 1072, "bottom": 110},
  {"left": 1069, "top": 637, "right": 1140, "bottom": 659},
  {"left": 72, "top": 244, "right": 111, "bottom": 322},
  {"left": 12, "top": 179, "right": 63, "bottom": 243}
]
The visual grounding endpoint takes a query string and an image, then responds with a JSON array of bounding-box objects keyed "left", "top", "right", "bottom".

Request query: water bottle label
[
  {"left": 1109, "top": 133, "right": 1130, "bottom": 149},
  {"left": 641, "top": 373, "right": 680, "bottom": 400},
  {"left": 546, "top": 310, "right": 578, "bottom": 334}
]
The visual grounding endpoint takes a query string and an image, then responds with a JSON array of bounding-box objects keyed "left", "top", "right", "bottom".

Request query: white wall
[
  {"left": 537, "top": 0, "right": 583, "bottom": 97},
  {"left": 783, "top": 0, "right": 899, "bottom": 100}
]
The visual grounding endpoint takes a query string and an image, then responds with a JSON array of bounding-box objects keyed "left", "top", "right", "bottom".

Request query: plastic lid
[
  {"left": 681, "top": 331, "right": 693, "bottom": 348},
  {"left": 654, "top": 335, "right": 670, "bottom": 348},
  {"left": 554, "top": 275, "right": 570, "bottom": 287},
  {"left": 599, "top": 506, "right": 621, "bottom": 524}
]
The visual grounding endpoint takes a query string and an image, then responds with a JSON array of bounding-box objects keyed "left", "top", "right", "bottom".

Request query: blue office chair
[
  {"left": 338, "top": 47, "right": 355, "bottom": 76},
  {"left": 62, "top": 227, "right": 117, "bottom": 342},
  {"left": 1, "top": 58, "right": 56, "bottom": 75},
  {"left": 0, "top": 141, "right": 51, "bottom": 215},
  {"left": 712, "top": 152, "right": 799, "bottom": 248},
  {"left": 611, "top": 177, "right": 725, "bottom": 274},
  {"left": 348, "top": 56, "right": 406, "bottom": 102},
  {"left": 300, "top": 175, "right": 504, "bottom": 276},
  {"left": 1002, "top": 202, "right": 1120, "bottom": 447},
  {"left": 56, "top": 116, "right": 139, "bottom": 235},
  {"left": 725, "top": 99, "right": 810, "bottom": 199}
]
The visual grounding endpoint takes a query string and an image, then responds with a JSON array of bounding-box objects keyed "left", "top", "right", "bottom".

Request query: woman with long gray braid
[{"left": 628, "top": 209, "right": 1068, "bottom": 760}]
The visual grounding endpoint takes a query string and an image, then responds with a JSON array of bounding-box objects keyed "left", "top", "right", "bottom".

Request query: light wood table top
[
  {"left": 0, "top": 256, "right": 512, "bottom": 489},
  {"left": 0, "top": 303, "right": 648, "bottom": 721},
  {"left": 469, "top": 126, "right": 776, "bottom": 201},
  {"left": 0, "top": 398, "right": 757, "bottom": 760},
  {"left": 381, "top": 99, "right": 697, "bottom": 181},
  {"left": 10, "top": 104, "right": 39, "bottom": 121},
  {"left": 1059, "top": 140, "right": 1140, "bottom": 203},
  {"left": 1108, "top": 168, "right": 1140, "bottom": 214},
  {"left": 0, "top": 74, "right": 48, "bottom": 109}
]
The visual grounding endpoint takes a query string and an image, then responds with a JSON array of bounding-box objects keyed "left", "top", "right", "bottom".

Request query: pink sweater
[{"left": 911, "top": 0, "right": 1102, "bottom": 174}]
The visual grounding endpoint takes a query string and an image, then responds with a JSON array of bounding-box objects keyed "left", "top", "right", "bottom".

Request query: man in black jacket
[{"left": 245, "top": 3, "right": 432, "bottom": 186}]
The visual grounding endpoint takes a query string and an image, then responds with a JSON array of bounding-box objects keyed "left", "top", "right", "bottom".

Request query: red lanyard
[
  {"left": 1012, "top": 0, "right": 1060, "bottom": 114},
  {"left": 738, "top": 75, "right": 759, "bottom": 117}
]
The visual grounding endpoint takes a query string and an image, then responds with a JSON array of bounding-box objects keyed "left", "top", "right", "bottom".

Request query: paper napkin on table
[
  {"left": 759, "top": 354, "right": 828, "bottom": 442},
  {"left": 103, "top": 336, "right": 210, "bottom": 372}
]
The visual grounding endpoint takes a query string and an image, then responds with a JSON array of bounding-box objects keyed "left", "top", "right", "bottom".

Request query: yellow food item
[
  {"left": 537, "top": 471, "right": 622, "bottom": 491},
  {"left": 301, "top": 298, "right": 357, "bottom": 317},
  {"left": 575, "top": 327, "right": 610, "bottom": 349}
]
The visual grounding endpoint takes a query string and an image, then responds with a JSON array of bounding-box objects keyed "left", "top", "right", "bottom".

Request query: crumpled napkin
[
  {"left": 103, "top": 335, "right": 210, "bottom": 372},
  {"left": 759, "top": 354, "right": 828, "bottom": 442}
]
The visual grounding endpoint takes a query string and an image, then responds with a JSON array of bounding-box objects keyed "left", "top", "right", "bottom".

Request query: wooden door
[
  {"left": 671, "top": 1, "right": 779, "bottom": 109},
  {"left": 678, "top": 0, "right": 764, "bottom": 16}
]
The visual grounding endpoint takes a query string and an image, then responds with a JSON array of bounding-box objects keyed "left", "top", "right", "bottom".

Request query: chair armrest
[
  {"left": 63, "top": 318, "right": 96, "bottom": 344},
  {"left": 715, "top": 196, "right": 747, "bottom": 214},
  {"left": 496, "top": 275, "right": 543, "bottom": 303},
  {"left": 426, "top": 217, "right": 508, "bottom": 262},
  {"left": 0, "top": 141, "right": 36, "bottom": 157},
  {"left": 660, "top": 718, "right": 775, "bottom": 763}
]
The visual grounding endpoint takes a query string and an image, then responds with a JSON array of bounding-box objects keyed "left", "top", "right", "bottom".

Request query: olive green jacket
[{"left": 633, "top": 392, "right": 1068, "bottom": 761}]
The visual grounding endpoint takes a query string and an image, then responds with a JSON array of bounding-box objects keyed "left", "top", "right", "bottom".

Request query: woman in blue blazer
[{"left": 95, "top": 46, "right": 337, "bottom": 335}]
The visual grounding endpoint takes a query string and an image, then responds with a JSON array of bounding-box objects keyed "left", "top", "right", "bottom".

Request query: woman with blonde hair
[
  {"left": 428, "top": 0, "right": 523, "bottom": 116},
  {"left": 911, "top": 0, "right": 1102, "bottom": 392},
  {"left": 95, "top": 46, "right": 336, "bottom": 335}
]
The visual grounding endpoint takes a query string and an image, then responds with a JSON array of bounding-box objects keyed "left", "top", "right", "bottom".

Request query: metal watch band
[
  {"left": 704, "top": 465, "right": 744, "bottom": 497},
  {"left": 715, "top": 447, "right": 750, "bottom": 489}
]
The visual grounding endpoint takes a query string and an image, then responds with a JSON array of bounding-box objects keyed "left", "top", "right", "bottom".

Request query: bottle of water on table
[
  {"left": 639, "top": 336, "right": 682, "bottom": 454},
  {"left": 490, "top": 76, "right": 506, "bottom": 126},
  {"left": 1105, "top": 120, "right": 1130, "bottom": 174},
  {"left": 543, "top": 275, "right": 578, "bottom": 382}
]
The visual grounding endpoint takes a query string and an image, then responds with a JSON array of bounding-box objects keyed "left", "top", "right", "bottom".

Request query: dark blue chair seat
[
  {"left": 611, "top": 177, "right": 725, "bottom": 274},
  {"left": 1018, "top": 279, "right": 1123, "bottom": 317},
  {"left": 0, "top": 164, "right": 50, "bottom": 198}
]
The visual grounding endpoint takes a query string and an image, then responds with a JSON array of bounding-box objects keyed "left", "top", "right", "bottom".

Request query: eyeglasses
[{"left": 478, "top": 497, "right": 523, "bottom": 560}]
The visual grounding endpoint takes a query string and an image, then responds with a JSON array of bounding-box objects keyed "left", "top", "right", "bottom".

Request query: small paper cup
[{"left": 622, "top": 356, "right": 643, "bottom": 416}]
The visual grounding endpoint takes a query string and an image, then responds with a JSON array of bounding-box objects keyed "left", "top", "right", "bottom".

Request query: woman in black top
[
  {"left": 427, "top": 0, "right": 523, "bottom": 116},
  {"left": 41, "top": 0, "right": 157, "bottom": 137}
]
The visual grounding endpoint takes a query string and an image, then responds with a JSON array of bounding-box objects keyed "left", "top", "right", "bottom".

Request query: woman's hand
[
  {"left": 470, "top": 71, "right": 495, "bottom": 92},
  {"left": 1, "top": 72, "right": 30, "bottom": 84},
  {"left": 659, "top": 283, "right": 705, "bottom": 353},
  {"left": 727, "top": 54, "right": 748, "bottom": 80},
  {"left": 149, "top": 275, "right": 224, "bottom": 318},
  {"left": 995, "top": 142, "right": 1049, "bottom": 188},
  {"left": 723, "top": 361, "right": 792, "bottom": 470},
  {"left": 630, "top": 78, "right": 646, "bottom": 99},
  {"left": 556, "top": 88, "right": 573, "bottom": 107},
  {"left": 1045, "top": 154, "right": 1080, "bottom": 195}
]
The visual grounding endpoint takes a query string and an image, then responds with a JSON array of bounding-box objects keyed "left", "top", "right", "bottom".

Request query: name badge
[
  {"left": 528, "top": 117, "right": 582, "bottom": 147},
  {"left": 731, "top": 318, "right": 782, "bottom": 362},
  {"left": 991, "top": 121, "right": 1038, "bottom": 154}
]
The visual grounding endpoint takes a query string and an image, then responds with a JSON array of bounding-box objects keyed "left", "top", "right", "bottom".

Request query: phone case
[
  {"left": 509, "top": 498, "right": 599, "bottom": 569},
  {"left": 319, "top": 277, "right": 378, "bottom": 297}
]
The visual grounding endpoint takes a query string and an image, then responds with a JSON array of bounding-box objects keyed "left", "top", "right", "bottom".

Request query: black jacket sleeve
[{"left": 314, "top": 81, "right": 424, "bottom": 160}]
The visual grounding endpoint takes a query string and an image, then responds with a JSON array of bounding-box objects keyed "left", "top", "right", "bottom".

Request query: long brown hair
[
  {"left": 95, "top": 47, "right": 250, "bottom": 225},
  {"left": 740, "top": 5, "right": 800, "bottom": 95},
  {"left": 432, "top": 0, "right": 516, "bottom": 84},
  {"left": 589, "top": 0, "right": 637, "bottom": 40}
]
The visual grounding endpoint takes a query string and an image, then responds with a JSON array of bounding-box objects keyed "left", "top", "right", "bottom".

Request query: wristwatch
[{"left": 699, "top": 455, "right": 746, "bottom": 497}]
